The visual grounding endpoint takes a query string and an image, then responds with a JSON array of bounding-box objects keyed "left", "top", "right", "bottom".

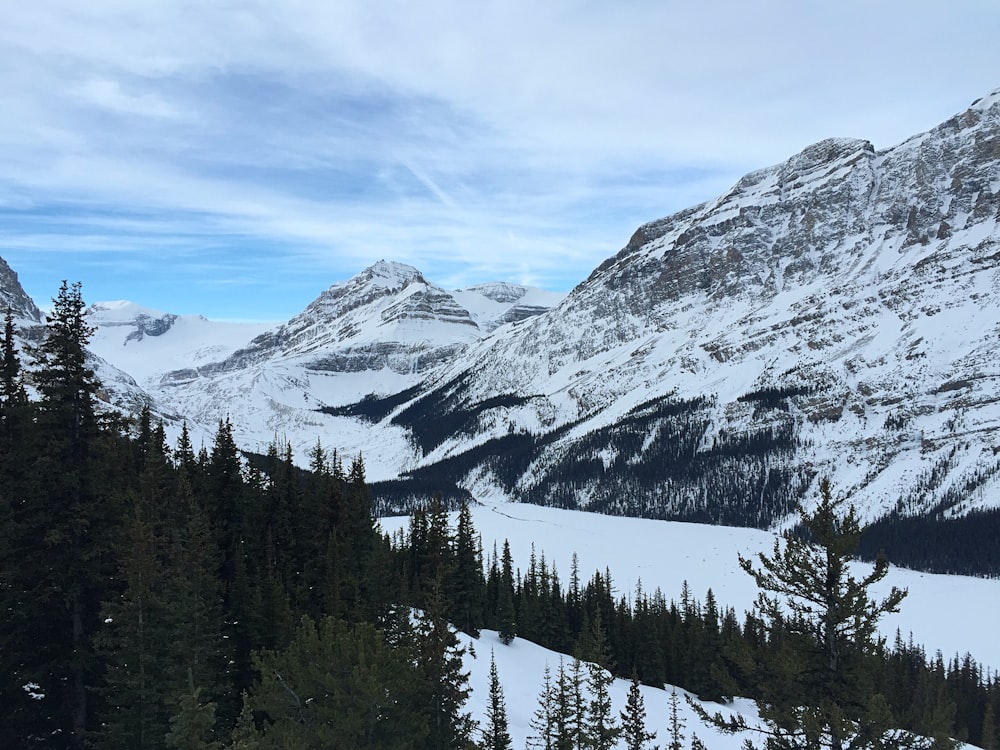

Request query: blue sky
[{"left": 1, "top": 1, "right": 998, "bottom": 321}]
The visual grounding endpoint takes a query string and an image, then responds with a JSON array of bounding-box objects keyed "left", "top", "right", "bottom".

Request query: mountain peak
[
  {"left": 970, "top": 87, "right": 1000, "bottom": 113},
  {"left": 357, "top": 260, "right": 426, "bottom": 290},
  {"left": 0, "top": 255, "right": 42, "bottom": 323},
  {"left": 781, "top": 137, "right": 874, "bottom": 177}
]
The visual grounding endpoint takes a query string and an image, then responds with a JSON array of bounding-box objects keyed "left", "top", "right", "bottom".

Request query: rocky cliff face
[
  {"left": 11, "top": 88, "right": 1000, "bottom": 530},
  {"left": 376, "top": 88, "right": 1000, "bottom": 525},
  {"left": 159, "top": 260, "right": 559, "bottom": 385},
  {"left": 0, "top": 256, "right": 42, "bottom": 323}
]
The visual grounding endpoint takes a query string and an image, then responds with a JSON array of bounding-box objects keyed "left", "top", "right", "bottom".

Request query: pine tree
[
  {"left": 161, "top": 473, "right": 231, "bottom": 726},
  {"left": 451, "top": 500, "right": 486, "bottom": 637},
  {"left": 666, "top": 689, "right": 685, "bottom": 750},
  {"left": 97, "top": 506, "right": 170, "bottom": 749},
  {"left": 697, "top": 478, "right": 939, "bottom": 750},
  {"left": 0, "top": 306, "right": 27, "bottom": 430},
  {"left": 981, "top": 701, "right": 997, "bottom": 750},
  {"left": 550, "top": 658, "right": 583, "bottom": 750},
  {"left": 3, "top": 281, "right": 120, "bottom": 748},
  {"left": 584, "top": 659, "right": 620, "bottom": 750},
  {"left": 481, "top": 651, "right": 513, "bottom": 750},
  {"left": 497, "top": 539, "right": 517, "bottom": 645},
  {"left": 164, "top": 670, "right": 221, "bottom": 750},
  {"left": 413, "top": 583, "right": 478, "bottom": 750},
  {"left": 236, "top": 616, "right": 428, "bottom": 749},
  {"left": 620, "top": 671, "right": 657, "bottom": 750},
  {"left": 528, "top": 664, "right": 557, "bottom": 750}
]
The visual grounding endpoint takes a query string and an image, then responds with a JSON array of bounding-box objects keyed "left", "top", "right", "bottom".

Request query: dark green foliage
[
  {"left": 482, "top": 652, "right": 513, "bottom": 750},
  {"left": 164, "top": 671, "right": 221, "bottom": 750},
  {"left": 0, "top": 306, "right": 27, "bottom": 425},
  {"left": 666, "top": 688, "right": 686, "bottom": 750},
  {"left": 237, "top": 616, "right": 429, "bottom": 749},
  {"left": 698, "top": 478, "right": 938, "bottom": 750},
  {"left": 369, "top": 476, "right": 475, "bottom": 516},
  {"left": 450, "top": 500, "right": 486, "bottom": 637},
  {"left": 620, "top": 671, "right": 657, "bottom": 750},
  {"left": 496, "top": 540, "right": 517, "bottom": 645},
  {"left": 317, "top": 384, "right": 423, "bottom": 422},
  {"left": 527, "top": 664, "right": 557, "bottom": 750},
  {"left": 387, "top": 369, "right": 536, "bottom": 455},
  {"left": 585, "top": 657, "right": 620, "bottom": 750},
  {"left": 858, "top": 508, "right": 1000, "bottom": 577},
  {"left": 413, "top": 585, "right": 478, "bottom": 750},
  {"left": 382, "top": 392, "right": 808, "bottom": 527},
  {"left": 737, "top": 385, "right": 813, "bottom": 416},
  {"left": 0, "top": 281, "right": 123, "bottom": 748}
]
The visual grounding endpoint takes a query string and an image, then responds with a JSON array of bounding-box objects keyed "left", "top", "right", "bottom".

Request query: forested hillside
[{"left": 2, "top": 286, "right": 999, "bottom": 749}]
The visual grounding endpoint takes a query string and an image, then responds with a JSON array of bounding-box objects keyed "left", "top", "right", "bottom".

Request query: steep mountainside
[
  {"left": 367, "top": 88, "right": 1000, "bottom": 526},
  {"left": 136, "top": 261, "right": 562, "bottom": 474},
  {"left": 0, "top": 256, "right": 42, "bottom": 324},
  {"left": 6, "top": 88, "right": 1000, "bottom": 536}
]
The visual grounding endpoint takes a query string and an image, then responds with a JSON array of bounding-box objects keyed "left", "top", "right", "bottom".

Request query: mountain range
[{"left": 4, "top": 86, "right": 1000, "bottom": 538}]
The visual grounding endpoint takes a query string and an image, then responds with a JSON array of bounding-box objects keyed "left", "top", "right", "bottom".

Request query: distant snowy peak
[
  {"left": 86, "top": 301, "right": 272, "bottom": 386},
  {"left": 454, "top": 282, "right": 566, "bottom": 332},
  {"left": 88, "top": 301, "right": 181, "bottom": 343},
  {"left": 0, "top": 255, "right": 42, "bottom": 323},
  {"left": 464, "top": 282, "right": 531, "bottom": 304},
  {"left": 164, "top": 261, "right": 567, "bottom": 382}
]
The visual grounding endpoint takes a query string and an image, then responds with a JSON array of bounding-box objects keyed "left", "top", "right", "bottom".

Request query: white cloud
[
  {"left": 76, "top": 78, "right": 182, "bottom": 120},
  {"left": 1, "top": 0, "right": 998, "bottom": 315}
]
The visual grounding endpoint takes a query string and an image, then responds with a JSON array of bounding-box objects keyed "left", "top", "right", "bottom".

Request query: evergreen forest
[{"left": 2, "top": 285, "right": 999, "bottom": 750}]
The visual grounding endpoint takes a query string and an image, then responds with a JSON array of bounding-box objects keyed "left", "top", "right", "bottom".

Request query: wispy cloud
[{"left": 1, "top": 1, "right": 998, "bottom": 319}]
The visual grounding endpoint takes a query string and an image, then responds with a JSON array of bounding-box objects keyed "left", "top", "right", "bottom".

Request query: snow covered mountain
[
  {"left": 353, "top": 87, "right": 1000, "bottom": 526},
  {"left": 0, "top": 256, "right": 41, "bottom": 325},
  {"left": 6, "top": 87, "right": 1000, "bottom": 533},
  {"left": 87, "top": 300, "right": 274, "bottom": 387},
  {"left": 112, "top": 261, "right": 564, "bottom": 474}
]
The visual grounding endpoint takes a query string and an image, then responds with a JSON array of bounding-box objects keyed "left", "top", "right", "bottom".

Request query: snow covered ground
[
  {"left": 463, "top": 628, "right": 761, "bottom": 750},
  {"left": 381, "top": 498, "right": 1000, "bottom": 749}
]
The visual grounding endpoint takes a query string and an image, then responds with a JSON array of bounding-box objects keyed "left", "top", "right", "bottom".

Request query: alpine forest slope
[
  {"left": 362, "top": 87, "right": 1000, "bottom": 539},
  {"left": 5, "top": 88, "right": 1000, "bottom": 561}
]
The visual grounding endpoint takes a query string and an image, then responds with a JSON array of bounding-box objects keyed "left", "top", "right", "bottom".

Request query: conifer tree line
[{"left": 2, "top": 284, "right": 999, "bottom": 749}]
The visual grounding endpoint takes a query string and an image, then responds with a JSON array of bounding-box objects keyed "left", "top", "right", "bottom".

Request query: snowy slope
[
  {"left": 368, "top": 87, "right": 1000, "bottom": 524},
  {"left": 380, "top": 500, "right": 1000, "bottom": 675},
  {"left": 130, "top": 261, "right": 562, "bottom": 463},
  {"left": 382, "top": 499, "right": 997, "bottom": 749},
  {"left": 465, "top": 629, "right": 761, "bottom": 750},
  {"left": 87, "top": 300, "right": 273, "bottom": 387}
]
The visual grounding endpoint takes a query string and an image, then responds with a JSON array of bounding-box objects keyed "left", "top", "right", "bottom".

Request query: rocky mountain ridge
[
  {"left": 352, "top": 87, "right": 1000, "bottom": 525},
  {"left": 0, "top": 256, "right": 42, "bottom": 324},
  {"left": 4, "top": 87, "right": 1000, "bottom": 534}
]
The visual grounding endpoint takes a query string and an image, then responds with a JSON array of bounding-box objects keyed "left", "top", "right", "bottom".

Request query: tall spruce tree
[
  {"left": 481, "top": 651, "right": 513, "bottom": 750},
  {"left": 528, "top": 664, "right": 558, "bottom": 750},
  {"left": 619, "top": 671, "right": 657, "bottom": 750},
  {"left": 450, "top": 500, "right": 486, "bottom": 637},
  {"left": 497, "top": 539, "right": 517, "bottom": 645},
  {"left": 413, "top": 583, "right": 478, "bottom": 750},
  {"left": 698, "top": 478, "right": 944, "bottom": 750},
  {"left": 584, "top": 659, "right": 620, "bottom": 750},
  {"left": 4, "top": 281, "right": 120, "bottom": 748},
  {"left": 667, "top": 689, "right": 686, "bottom": 750}
]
